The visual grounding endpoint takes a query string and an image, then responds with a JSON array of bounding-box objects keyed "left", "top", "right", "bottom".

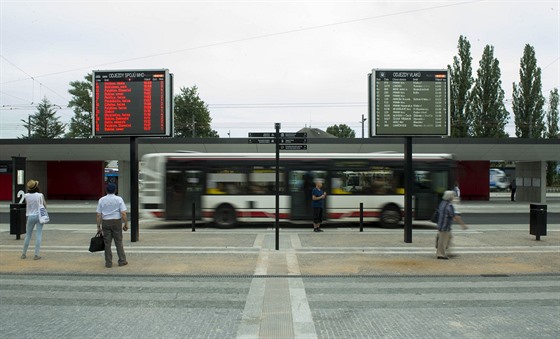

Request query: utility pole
[{"left": 360, "top": 114, "right": 367, "bottom": 138}]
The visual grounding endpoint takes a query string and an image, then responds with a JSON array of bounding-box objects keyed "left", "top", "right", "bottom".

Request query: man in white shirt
[{"left": 96, "top": 183, "right": 128, "bottom": 268}]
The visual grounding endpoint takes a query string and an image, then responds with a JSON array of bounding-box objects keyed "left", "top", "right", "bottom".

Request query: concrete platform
[
  {"left": 1, "top": 215, "right": 559, "bottom": 339},
  {"left": 1, "top": 223, "right": 558, "bottom": 277},
  {"left": 1, "top": 194, "right": 558, "bottom": 277}
]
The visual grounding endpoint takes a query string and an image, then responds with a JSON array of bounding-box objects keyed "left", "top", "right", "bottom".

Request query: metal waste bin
[
  {"left": 529, "top": 203, "right": 547, "bottom": 240},
  {"left": 10, "top": 203, "right": 27, "bottom": 240}
]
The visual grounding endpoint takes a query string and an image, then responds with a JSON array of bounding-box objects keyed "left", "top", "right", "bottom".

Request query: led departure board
[
  {"left": 93, "top": 69, "right": 172, "bottom": 137},
  {"left": 369, "top": 69, "right": 449, "bottom": 136}
]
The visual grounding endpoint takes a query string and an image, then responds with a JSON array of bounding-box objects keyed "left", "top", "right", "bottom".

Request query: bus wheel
[
  {"left": 214, "top": 204, "right": 237, "bottom": 228},
  {"left": 380, "top": 205, "right": 401, "bottom": 228}
]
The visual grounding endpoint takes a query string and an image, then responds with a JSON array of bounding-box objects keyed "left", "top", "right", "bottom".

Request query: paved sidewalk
[
  {"left": 1, "top": 194, "right": 559, "bottom": 276},
  {"left": 1, "top": 216, "right": 559, "bottom": 339},
  {"left": 1, "top": 223, "right": 558, "bottom": 276}
]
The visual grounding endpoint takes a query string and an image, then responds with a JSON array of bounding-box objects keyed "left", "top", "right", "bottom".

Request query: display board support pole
[
  {"left": 404, "top": 136, "right": 413, "bottom": 243},
  {"left": 130, "top": 136, "right": 139, "bottom": 242},
  {"left": 275, "top": 123, "right": 281, "bottom": 251},
  {"left": 192, "top": 202, "right": 196, "bottom": 232}
]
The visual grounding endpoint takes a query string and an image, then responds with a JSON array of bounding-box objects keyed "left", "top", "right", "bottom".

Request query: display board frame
[
  {"left": 92, "top": 69, "right": 173, "bottom": 137},
  {"left": 369, "top": 69, "right": 450, "bottom": 137}
]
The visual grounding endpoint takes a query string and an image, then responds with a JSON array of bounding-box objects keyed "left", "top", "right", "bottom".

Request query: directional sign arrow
[
  {"left": 280, "top": 138, "right": 307, "bottom": 144},
  {"left": 248, "top": 139, "right": 275, "bottom": 144},
  {"left": 279, "top": 144, "right": 307, "bottom": 150},
  {"left": 248, "top": 132, "right": 275, "bottom": 138}
]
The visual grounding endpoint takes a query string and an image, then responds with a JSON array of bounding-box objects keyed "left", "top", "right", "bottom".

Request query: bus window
[
  {"left": 331, "top": 167, "right": 395, "bottom": 195},
  {"left": 165, "top": 169, "right": 203, "bottom": 220},
  {"left": 249, "top": 166, "right": 284, "bottom": 194},
  {"left": 331, "top": 177, "right": 351, "bottom": 194},
  {"left": 415, "top": 170, "right": 448, "bottom": 194},
  {"left": 289, "top": 170, "right": 327, "bottom": 220},
  {"left": 289, "top": 170, "right": 308, "bottom": 193},
  {"left": 414, "top": 170, "right": 449, "bottom": 219},
  {"left": 431, "top": 171, "right": 449, "bottom": 195},
  {"left": 207, "top": 169, "right": 246, "bottom": 194},
  {"left": 289, "top": 170, "right": 326, "bottom": 193},
  {"left": 166, "top": 170, "right": 183, "bottom": 198},
  {"left": 415, "top": 171, "right": 431, "bottom": 190}
]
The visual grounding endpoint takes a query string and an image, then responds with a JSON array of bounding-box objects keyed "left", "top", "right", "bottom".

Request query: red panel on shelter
[
  {"left": 0, "top": 174, "right": 12, "bottom": 201},
  {"left": 456, "top": 161, "right": 490, "bottom": 201},
  {"left": 47, "top": 161, "right": 104, "bottom": 200}
]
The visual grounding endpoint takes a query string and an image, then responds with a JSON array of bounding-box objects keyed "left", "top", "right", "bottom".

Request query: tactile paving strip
[{"left": 259, "top": 278, "right": 294, "bottom": 338}]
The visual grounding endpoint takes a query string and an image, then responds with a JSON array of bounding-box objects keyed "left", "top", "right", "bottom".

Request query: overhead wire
[
  {"left": 0, "top": 90, "right": 31, "bottom": 103},
  {"left": 1, "top": 0, "right": 555, "bottom": 136},
  {"left": 0, "top": 55, "right": 70, "bottom": 102},
  {"left": 0, "top": 0, "right": 484, "bottom": 83},
  {"left": 0, "top": 0, "right": 484, "bottom": 136},
  {"left": 208, "top": 102, "right": 367, "bottom": 108}
]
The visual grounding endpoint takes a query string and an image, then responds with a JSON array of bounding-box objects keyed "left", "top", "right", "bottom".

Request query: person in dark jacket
[{"left": 312, "top": 180, "right": 327, "bottom": 232}]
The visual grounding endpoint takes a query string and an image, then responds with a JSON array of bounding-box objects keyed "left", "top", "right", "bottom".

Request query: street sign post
[
  {"left": 248, "top": 132, "right": 307, "bottom": 150},
  {"left": 249, "top": 127, "right": 308, "bottom": 250},
  {"left": 249, "top": 132, "right": 307, "bottom": 138}
]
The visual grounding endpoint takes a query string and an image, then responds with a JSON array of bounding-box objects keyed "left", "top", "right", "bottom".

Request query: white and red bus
[{"left": 139, "top": 152, "right": 454, "bottom": 227}]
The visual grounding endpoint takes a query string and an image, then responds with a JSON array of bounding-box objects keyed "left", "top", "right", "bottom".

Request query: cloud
[{"left": 1, "top": 0, "right": 558, "bottom": 138}]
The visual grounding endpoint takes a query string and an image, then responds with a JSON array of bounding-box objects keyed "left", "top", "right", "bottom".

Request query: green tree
[
  {"left": 512, "top": 44, "right": 546, "bottom": 138},
  {"left": 546, "top": 88, "right": 559, "bottom": 185},
  {"left": 20, "top": 97, "right": 66, "bottom": 139},
  {"left": 174, "top": 86, "right": 218, "bottom": 138},
  {"left": 326, "top": 124, "right": 356, "bottom": 138},
  {"left": 66, "top": 73, "right": 93, "bottom": 138},
  {"left": 468, "top": 45, "right": 509, "bottom": 137},
  {"left": 448, "top": 35, "right": 474, "bottom": 137},
  {"left": 546, "top": 88, "right": 559, "bottom": 138}
]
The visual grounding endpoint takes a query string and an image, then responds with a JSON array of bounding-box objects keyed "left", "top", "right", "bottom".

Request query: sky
[{"left": 1, "top": 0, "right": 559, "bottom": 139}]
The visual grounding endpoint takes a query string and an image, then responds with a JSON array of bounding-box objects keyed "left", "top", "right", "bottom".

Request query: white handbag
[{"left": 38, "top": 195, "right": 50, "bottom": 224}]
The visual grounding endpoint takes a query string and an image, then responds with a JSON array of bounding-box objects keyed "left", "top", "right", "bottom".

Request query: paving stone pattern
[
  {"left": 0, "top": 274, "right": 250, "bottom": 339},
  {"left": 305, "top": 276, "right": 560, "bottom": 339},
  {"left": 1, "top": 274, "right": 559, "bottom": 339}
]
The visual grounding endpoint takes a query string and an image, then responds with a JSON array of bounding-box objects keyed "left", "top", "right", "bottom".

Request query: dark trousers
[
  {"left": 102, "top": 219, "right": 127, "bottom": 265},
  {"left": 313, "top": 207, "right": 323, "bottom": 225}
]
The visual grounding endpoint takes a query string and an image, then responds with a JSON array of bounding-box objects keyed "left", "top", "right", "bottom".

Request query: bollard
[
  {"left": 359, "top": 203, "right": 364, "bottom": 232},
  {"left": 192, "top": 202, "right": 196, "bottom": 232}
]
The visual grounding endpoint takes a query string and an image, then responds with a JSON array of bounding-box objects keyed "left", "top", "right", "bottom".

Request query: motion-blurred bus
[
  {"left": 490, "top": 168, "right": 510, "bottom": 191},
  {"left": 140, "top": 152, "right": 454, "bottom": 228}
]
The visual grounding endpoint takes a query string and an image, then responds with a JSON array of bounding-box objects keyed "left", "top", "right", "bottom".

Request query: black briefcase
[{"left": 89, "top": 232, "right": 105, "bottom": 252}]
